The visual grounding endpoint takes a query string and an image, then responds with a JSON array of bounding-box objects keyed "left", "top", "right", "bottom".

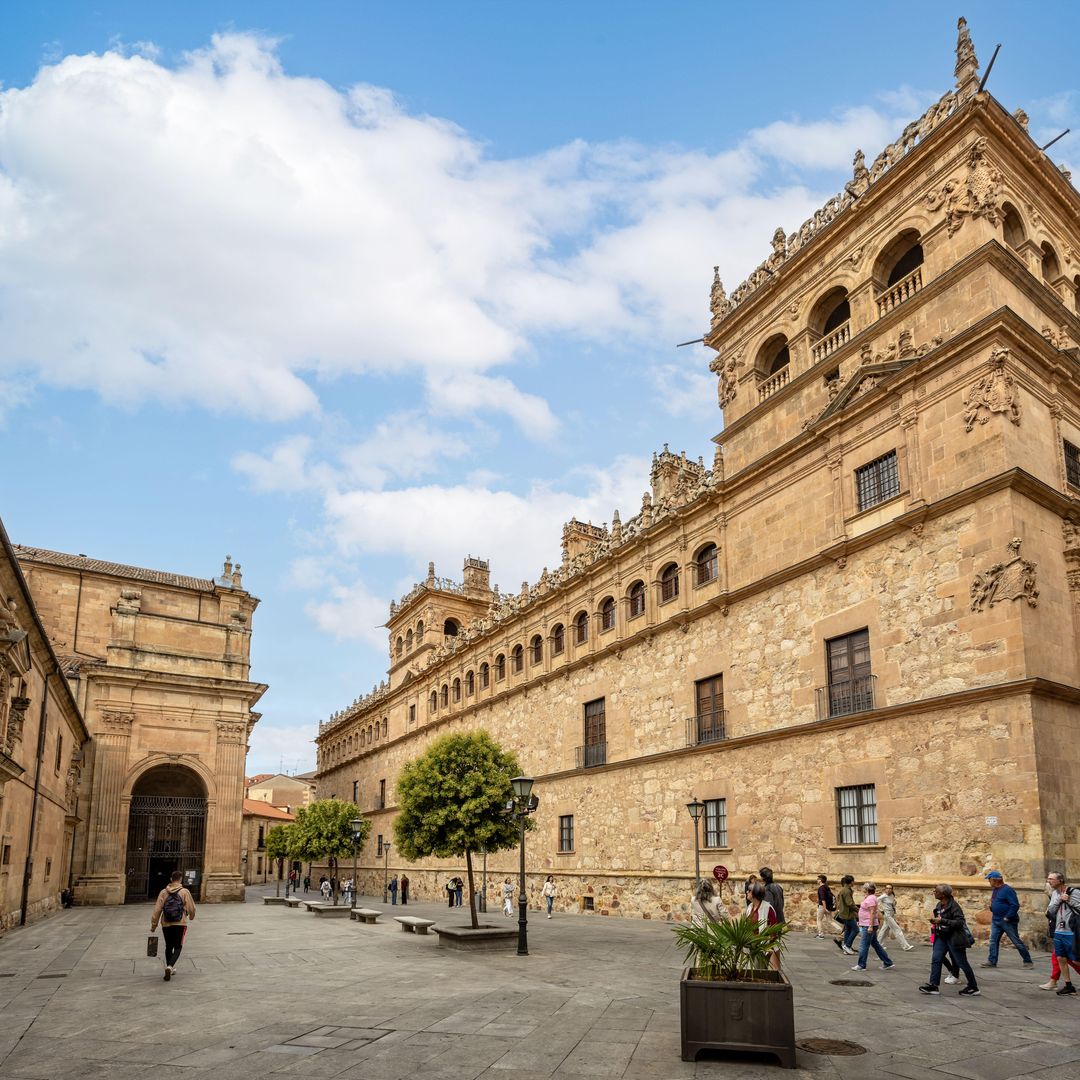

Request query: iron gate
[{"left": 124, "top": 795, "right": 206, "bottom": 902}]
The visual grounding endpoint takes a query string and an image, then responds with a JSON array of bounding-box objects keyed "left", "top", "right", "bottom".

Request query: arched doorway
[{"left": 124, "top": 764, "right": 207, "bottom": 902}]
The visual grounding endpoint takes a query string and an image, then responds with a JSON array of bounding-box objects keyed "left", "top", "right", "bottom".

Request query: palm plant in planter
[{"left": 672, "top": 916, "right": 796, "bottom": 1069}]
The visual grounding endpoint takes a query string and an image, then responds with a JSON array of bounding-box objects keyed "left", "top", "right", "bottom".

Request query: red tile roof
[
  {"left": 14, "top": 544, "right": 216, "bottom": 592},
  {"left": 242, "top": 799, "right": 295, "bottom": 821}
]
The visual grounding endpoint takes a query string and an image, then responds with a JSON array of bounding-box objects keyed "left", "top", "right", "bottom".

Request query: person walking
[
  {"left": 454, "top": 877, "right": 464, "bottom": 907},
  {"left": 743, "top": 873, "right": 758, "bottom": 905},
  {"left": 1043, "top": 871, "right": 1080, "bottom": 995},
  {"left": 815, "top": 875, "right": 837, "bottom": 938},
  {"left": 388, "top": 875, "right": 399, "bottom": 905},
  {"left": 691, "top": 878, "right": 727, "bottom": 926},
  {"left": 833, "top": 875, "right": 859, "bottom": 955},
  {"left": 543, "top": 875, "right": 557, "bottom": 918},
  {"left": 877, "top": 884, "right": 915, "bottom": 951},
  {"left": 446, "top": 877, "right": 455, "bottom": 908},
  {"left": 981, "top": 870, "right": 1034, "bottom": 970},
  {"left": 746, "top": 882, "right": 782, "bottom": 971},
  {"left": 759, "top": 867, "right": 784, "bottom": 923},
  {"left": 502, "top": 878, "right": 514, "bottom": 916},
  {"left": 150, "top": 870, "right": 196, "bottom": 982},
  {"left": 851, "top": 882, "right": 895, "bottom": 971},
  {"left": 303, "top": 874, "right": 310, "bottom": 894},
  {"left": 919, "top": 884, "right": 980, "bottom": 996},
  {"left": 320, "top": 878, "right": 332, "bottom": 901},
  {"left": 401, "top": 874, "right": 410, "bottom": 905}
]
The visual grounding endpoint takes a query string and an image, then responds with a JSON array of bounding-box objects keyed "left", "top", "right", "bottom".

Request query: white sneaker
[
  {"left": 903, "top": 944, "right": 915, "bottom": 951},
  {"left": 842, "top": 946, "right": 856, "bottom": 955},
  {"left": 944, "top": 975, "right": 958, "bottom": 984},
  {"left": 547, "top": 914, "right": 552, "bottom": 919}
]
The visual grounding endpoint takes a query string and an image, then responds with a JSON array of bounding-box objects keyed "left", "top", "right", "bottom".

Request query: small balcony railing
[
  {"left": 686, "top": 709, "right": 727, "bottom": 747},
  {"left": 758, "top": 366, "right": 790, "bottom": 402},
  {"left": 575, "top": 742, "right": 607, "bottom": 768},
  {"left": 811, "top": 320, "right": 851, "bottom": 364},
  {"left": 875, "top": 267, "right": 922, "bottom": 318},
  {"left": 816, "top": 674, "right": 877, "bottom": 720}
]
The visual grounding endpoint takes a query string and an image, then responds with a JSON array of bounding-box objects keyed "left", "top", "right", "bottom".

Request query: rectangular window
[
  {"left": 559, "top": 814, "right": 574, "bottom": 852},
  {"left": 825, "top": 629, "right": 873, "bottom": 717},
  {"left": 257, "top": 856, "right": 263, "bottom": 874},
  {"left": 855, "top": 450, "right": 900, "bottom": 511},
  {"left": 582, "top": 698, "right": 606, "bottom": 767},
  {"left": 377, "top": 834, "right": 383, "bottom": 857},
  {"left": 352, "top": 780, "right": 359, "bottom": 804},
  {"left": 694, "top": 675, "right": 725, "bottom": 744},
  {"left": 379, "top": 779, "right": 386, "bottom": 809},
  {"left": 1, "top": 844, "right": 9, "bottom": 866},
  {"left": 836, "top": 784, "right": 878, "bottom": 844},
  {"left": 55, "top": 734, "right": 63, "bottom": 773},
  {"left": 409, "top": 704, "right": 416, "bottom": 725},
  {"left": 257, "top": 825, "right": 265, "bottom": 848},
  {"left": 1066, "top": 440, "right": 1080, "bottom": 490},
  {"left": 44, "top": 857, "right": 51, "bottom": 881},
  {"left": 703, "top": 798, "right": 727, "bottom": 848},
  {"left": 629, "top": 586, "right": 645, "bottom": 619}
]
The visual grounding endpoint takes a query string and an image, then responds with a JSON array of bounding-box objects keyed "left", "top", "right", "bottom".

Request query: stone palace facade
[{"left": 315, "top": 20, "right": 1080, "bottom": 934}]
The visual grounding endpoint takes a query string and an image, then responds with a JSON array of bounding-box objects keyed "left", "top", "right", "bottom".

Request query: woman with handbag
[{"left": 919, "top": 884, "right": 980, "bottom": 996}]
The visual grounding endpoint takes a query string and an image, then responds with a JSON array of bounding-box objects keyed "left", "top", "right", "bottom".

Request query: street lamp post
[
  {"left": 382, "top": 842, "right": 392, "bottom": 904},
  {"left": 350, "top": 817, "right": 363, "bottom": 910},
  {"left": 686, "top": 797, "right": 705, "bottom": 889},
  {"left": 508, "top": 776, "right": 539, "bottom": 956}
]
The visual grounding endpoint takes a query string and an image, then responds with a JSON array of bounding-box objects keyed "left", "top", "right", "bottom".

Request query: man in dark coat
[{"left": 981, "top": 870, "right": 1033, "bottom": 969}]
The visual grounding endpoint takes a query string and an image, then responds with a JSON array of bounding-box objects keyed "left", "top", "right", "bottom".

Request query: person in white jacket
[
  {"left": 876, "top": 883, "right": 915, "bottom": 950},
  {"left": 542, "top": 875, "right": 557, "bottom": 918}
]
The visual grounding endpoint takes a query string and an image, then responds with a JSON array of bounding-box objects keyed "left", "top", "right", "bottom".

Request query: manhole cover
[
  {"left": 828, "top": 978, "right": 873, "bottom": 987},
  {"left": 797, "top": 1038, "right": 867, "bottom": 1056}
]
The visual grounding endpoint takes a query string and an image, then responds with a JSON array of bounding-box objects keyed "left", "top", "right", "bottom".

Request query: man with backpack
[
  {"left": 150, "top": 871, "right": 196, "bottom": 981},
  {"left": 815, "top": 874, "right": 837, "bottom": 938},
  {"left": 1044, "top": 871, "right": 1080, "bottom": 995}
]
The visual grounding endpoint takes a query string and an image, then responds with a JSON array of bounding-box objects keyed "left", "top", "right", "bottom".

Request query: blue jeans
[
  {"left": 930, "top": 936, "right": 978, "bottom": 989},
  {"left": 840, "top": 918, "right": 859, "bottom": 949},
  {"left": 546, "top": 896, "right": 553, "bottom": 915},
  {"left": 988, "top": 918, "right": 1031, "bottom": 965},
  {"left": 856, "top": 926, "right": 892, "bottom": 969}
]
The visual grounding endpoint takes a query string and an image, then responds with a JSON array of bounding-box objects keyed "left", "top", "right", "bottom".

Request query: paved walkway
[{"left": 0, "top": 885, "right": 1077, "bottom": 1079}]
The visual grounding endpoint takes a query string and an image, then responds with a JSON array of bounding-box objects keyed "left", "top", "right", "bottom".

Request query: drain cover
[
  {"left": 829, "top": 978, "right": 873, "bottom": 986},
  {"left": 797, "top": 1038, "right": 867, "bottom": 1056}
]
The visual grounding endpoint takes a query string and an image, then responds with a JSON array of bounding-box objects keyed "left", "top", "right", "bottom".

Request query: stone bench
[
  {"left": 394, "top": 916, "right": 437, "bottom": 935},
  {"left": 350, "top": 908, "right": 382, "bottom": 924},
  {"left": 262, "top": 896, "right": 287, "bottom": 906},
  {"left": 284, "top": 896, "right": 303, "bottom": 908},
  {"left": 306, "top": 902, "right": 352, "bottom": 918}
]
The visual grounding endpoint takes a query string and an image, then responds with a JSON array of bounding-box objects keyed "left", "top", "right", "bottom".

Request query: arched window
[
  {"left": 440, "top": 683, "right": 449, "bottom": 707},
  {"left": 416, "top": 620, "right": 425, "bottom": 643},
  {"left": 452, "top": 678, "right": 461, "bottom": 702},
  {"left": 395, "top": 636, "right": 403, "bottom": 658},
  {"left": 696, "top": 543, "right": 719, "bottom": 586},
  {"left": 429, "top": 691, "right": 437, "bottom": 712},
  {"left": 465, "top": 670, "right": 475, "bottom": 696},
  {"left": 551, "top": 623, "right": 565, "bottom": 655},
  {"left": 360, "top": 730, "right": 365, "bottom": 747},
  {"left": 367, "top": 724, "right": 373, "bottom": 743},
  {"left": 628, "top": 581, "right": 646, "bottom": 619},
  {"left": 443, "top": 618, "right": 459, "bottom": 638},
  {"left": 757, "top": 334, "right": 790, "bottom": 375},
  {"left": 530, "top": 634, "right": 543, "bottom": 664},
  {"left": 1042, "top": 242, "right": 1061, "bottom": 284},
  {"left": 574, "top": 611, "right": 589, "bottom": 645},
  {"left": 479, "top": 662, "right": 490, "bottom": 689},
  {"left": 811, "top": 287, "right": 850, "bottom": 334},
  {"left": 1002, "top": 203, "right": 1025, "bottom": 250},
  {"left": 495, "top": 654, "right": 506, "bottom": 681},
  {"left": 873, "top": 229, "right": 924, "bottom": 290},
  {"left": 599, "top": 597, "right": 616, "bottom": 632},
  {"left": 660, "top": 563, "right": 680, "bottom": 603},
  {"left": 382, "top": 718, "right": 388, "bottom": 738},
  {"left": 406, "top": 629, "right": 413, "bottom": 652},
  {"left": 511, "top": 644, "right": 524, "bottom": 673}
]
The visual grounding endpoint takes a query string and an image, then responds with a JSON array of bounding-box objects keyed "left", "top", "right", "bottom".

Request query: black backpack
[
  {"left": 162, "top": 890, "right": 185, "bottom": 922},
  {"left": 823, "top": 886, "right": 836, "bottom": 912}
]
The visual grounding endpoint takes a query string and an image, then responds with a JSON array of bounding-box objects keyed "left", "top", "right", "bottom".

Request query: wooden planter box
[{"left": 679, "top": 966, "right": 795, "bottom": 1069}]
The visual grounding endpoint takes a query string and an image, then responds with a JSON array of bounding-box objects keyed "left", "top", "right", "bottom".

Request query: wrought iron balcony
[
  {"left": 816, "top": 674, "right": 877, "bottom": 720},
  {"left": 575, "top": 742, "right": 607, "bottom": 768},
  {"left": 686, "top": 709, "right": 727, "bottom": 747}
]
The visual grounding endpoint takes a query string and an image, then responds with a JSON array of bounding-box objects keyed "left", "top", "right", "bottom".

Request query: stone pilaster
[{"left": 202, "top": 720, "right": 248, "bottom": 901}]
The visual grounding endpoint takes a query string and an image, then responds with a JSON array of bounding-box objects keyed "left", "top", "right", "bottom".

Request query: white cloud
[
  {"left": 650, "top": 361, "right": 717, "bottom": 420},
  {"left": 305, "top": 577, "right": 390, "bottom": 647},
  {"left": 247, "top": 721, "right": 315, "bottom": 775},
  {"left": 232, "top": 435, "right": 318, "bottom": 493}
]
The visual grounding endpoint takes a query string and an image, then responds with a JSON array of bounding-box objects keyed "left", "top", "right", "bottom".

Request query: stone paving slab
[{"left": 0, "top": 884, "right": 1078, "bottom": 1079}]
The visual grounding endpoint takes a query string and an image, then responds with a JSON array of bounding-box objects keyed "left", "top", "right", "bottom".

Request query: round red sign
[{"left": 712, "top": 865, "right": 729, "bottom": 882}]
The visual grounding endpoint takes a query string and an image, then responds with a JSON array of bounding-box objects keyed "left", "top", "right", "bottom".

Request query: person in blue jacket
[{"left": 981, "top": 870, "right": 1034, "bottom": 969}]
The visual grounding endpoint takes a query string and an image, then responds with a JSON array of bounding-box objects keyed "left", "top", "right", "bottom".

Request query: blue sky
[{"left": 2, "top": 2, "right": 1077, "bottom": 773}]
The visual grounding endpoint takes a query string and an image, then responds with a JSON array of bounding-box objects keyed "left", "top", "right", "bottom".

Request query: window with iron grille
[
  {"left": 600, "top": 597, "right": 616, "bottom": 632},
  {"left": 696, "top": 544, "right": 718, "bottom": 586},
  {"left": 836, "top": 784, "right": 878, "bottom": 844},
  {"left": 551, "top": 624, "right": 565, "bottom": 655},
  {"left": 703, "top": 798, "right": 727, "bottom": 848},
  {"left": 1066, "top": 440, "right": 1080, "bottom": 489},
  {"left": 559, "top": 814, "right": 574, "bottom": 852},
  {"left": 377, "top": 834, "right": 383, "bottom": 857},
  {"left": 379, "top": 779, "right": 386, "bottom": 810},
  {"left": 826, "top": 629, "right": 873, "bottom": 716},
  {"left": 660, "top": 564, "right": 679, "bottom": 603},
  {"left": 855, "top": 450, "right": 900, "bottom": 511},
  {"left": 628, "top": 581, "right": 645, "bottom": 619},
  {"left": 582, "top": 698, "right": 606, "bottom": 767}
]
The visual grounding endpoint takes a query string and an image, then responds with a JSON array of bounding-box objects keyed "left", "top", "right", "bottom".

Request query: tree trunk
[{"left": 466, "top": 849, "right": 479, "bottom": 929}]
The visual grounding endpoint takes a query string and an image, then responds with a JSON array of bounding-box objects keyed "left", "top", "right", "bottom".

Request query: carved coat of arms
[
  {"left": 963, "top": 346, "right": 1021, "bottom": 432},
  {"left": 970, "top": 538, "right": 1039, "bottom": 612}
]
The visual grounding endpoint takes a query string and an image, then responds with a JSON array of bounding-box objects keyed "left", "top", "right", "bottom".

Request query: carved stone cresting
[
  {"left": 954, "top": 16, "right": 980, "bottom": 101},
  {"left": 925, "top": 137, "right": 1003, "bottom": 236},
  {"left": 1013, "top": 108, "right": 1029, "bottom": 132},
  {"left": 709, "top": 267, "right": 728, "bottom": 327},
  {"left": 963, "top": 345, "right": 1022, "bottom": 432},
  {"left": 970, "top": 538, "right": 1039, "bottom": 612}
]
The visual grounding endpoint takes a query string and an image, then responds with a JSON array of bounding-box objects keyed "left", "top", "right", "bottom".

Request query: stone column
[
  {"left": 202, "top": 719, "right": 247, "bottom": 901},
  {"left": 901, "top": 407, "right": 924, "bottom": 506},
  {"left": 75, "top": 710, "right": 133, "bottom": 905}
]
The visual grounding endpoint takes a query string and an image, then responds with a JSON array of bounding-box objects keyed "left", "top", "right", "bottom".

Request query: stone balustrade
[
  {"left": 811, "top": 320, "right": 851, "bottom": 364},
  {"left": 757, "top": 366, "right": 790, "bottom": 402},
  {"left": 876, "top": 267, "right": 923, "bottom": 318}
]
